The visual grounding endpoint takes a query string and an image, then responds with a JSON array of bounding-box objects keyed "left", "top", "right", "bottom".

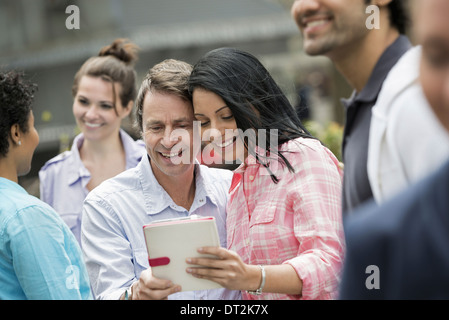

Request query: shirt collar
[
  {"left": 66, "top": 129, "right": 145, "bottom": 186},
  {"left": 67, "top": 133, "right": 90, "bottom": 186},
  {"left": 341, "top": 35, "right": 412, "bottom": 108},
  {"left": 120, "top": 129, "right": 146, "bottom": 169},
  {"left": 138, "top": 156, "right": 217, "bottom": 215},
  {"left": 0, "top": 177, "right": 27, "bottom": 194}
]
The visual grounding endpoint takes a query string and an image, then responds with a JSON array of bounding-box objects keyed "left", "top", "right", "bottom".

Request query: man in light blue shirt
[{"left": 81, "top": 59, "right": 240, "bottom": 300}]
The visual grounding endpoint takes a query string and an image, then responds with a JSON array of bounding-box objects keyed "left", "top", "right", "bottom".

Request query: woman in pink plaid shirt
[{"left": 186, "top": 48, "right": 344, "bottom": 300}]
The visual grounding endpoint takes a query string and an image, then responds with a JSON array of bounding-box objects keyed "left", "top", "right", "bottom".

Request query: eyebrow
[
  {"left": 145, "top": 117, "right": 191, "bottom": 126},
  {"left": 194, "top": 106, "right": 229, "bottom": 117}
]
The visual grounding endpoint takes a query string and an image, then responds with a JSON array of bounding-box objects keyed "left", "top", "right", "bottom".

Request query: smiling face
[
  {"left": 417, "top": 0, "right": 449, "bottom": 133},
  {"left": 141, "top": 90, "right": 197, "bottom": 181},
  {"left": 72, "top": 75, "right": 131, "bottom": 142},
  {"left": 291, "top": 0, "right": 370, "bottom": 57},
  {"left": 192, "top": 88, "right": 246, "bottom": 163}
]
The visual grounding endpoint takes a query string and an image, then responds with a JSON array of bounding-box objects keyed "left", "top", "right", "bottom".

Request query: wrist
[{"left": 246, "top": 265, "right": 266, "bottom": 295}]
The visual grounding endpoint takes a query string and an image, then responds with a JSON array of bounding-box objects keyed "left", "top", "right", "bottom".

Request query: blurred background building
[{"left": 0, "top": 0, "right": 350, "bottom": 195}]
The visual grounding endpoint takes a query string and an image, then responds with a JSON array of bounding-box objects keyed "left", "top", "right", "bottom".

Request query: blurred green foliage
[{"left": 305, "top": 120, "right": 344, "bottom": 162}]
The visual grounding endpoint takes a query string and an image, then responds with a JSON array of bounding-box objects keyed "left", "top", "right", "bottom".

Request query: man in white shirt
[
  {"left": 368, "top": 45, "right": 449, "bottom": 203},
  {"left": 81, "top": 59, "right": 240, "bottom": 300}
]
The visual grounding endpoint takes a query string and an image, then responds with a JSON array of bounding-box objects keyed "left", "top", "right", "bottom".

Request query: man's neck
[
  {"left": 152, "top": 163, "right": 197, "bottom": 211},
  {"left": 330, "top": 29, "right": 400, "bottom": 93}
]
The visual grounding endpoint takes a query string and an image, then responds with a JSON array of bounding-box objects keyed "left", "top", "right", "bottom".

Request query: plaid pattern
[{"left": 227, "top": 137, "right": 345, "bottom": 300}]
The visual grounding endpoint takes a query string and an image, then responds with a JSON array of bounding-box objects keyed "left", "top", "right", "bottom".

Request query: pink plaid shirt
[{"left": 227, "top": 137, "right": 344, "bottom": 300}]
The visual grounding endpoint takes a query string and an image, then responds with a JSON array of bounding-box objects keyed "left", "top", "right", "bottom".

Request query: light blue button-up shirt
[
  {"left": 0, "top": 177, "right": 92, "bottom": 300},
  {"left": 39, "top": 129, "right": 146, "bottom": 244},
  {"left": 81, "top": 155, "right": 241, "bottom": 300}
]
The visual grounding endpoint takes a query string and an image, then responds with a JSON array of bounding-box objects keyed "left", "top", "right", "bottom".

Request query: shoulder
[
  {"left": 342, "top": 162, "right": 449, "bottom": 298},
  {"left": 374, "top": 46, "right": 421, "bottom": 115},
  {"left": 346, "top": 160, "right": 449, "bottom": 245},
  {"left": 199, "top": 164, "right": 233, "bottom": 181},
  {"left": 198, "top": 164, "right": 233, "bottom": 189},
  {"left": 39, "top": 150, "right": 73, "bottom": 174},
  {"left": 1, "top": 191, "right": 63, "bottom": 233},
  {"left": 197, "top": 164, "right": 233, "bottom": 199},
  {"left": 280, "top": 137, "right": 341, "bottom": 172},
  {"left": 120, "top": 130, "right": 146, "bottom": 153},
  {"left": 85, "top": 165, "right": 141, "bottom": 203}
]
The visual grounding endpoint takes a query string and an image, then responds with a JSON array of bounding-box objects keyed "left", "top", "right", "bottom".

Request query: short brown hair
[
  {"left": 135, "top": 59, "right": 192, "bottom": 133},
  {"left": 72, "top": 38, "right": 139, "bottom": 114}
]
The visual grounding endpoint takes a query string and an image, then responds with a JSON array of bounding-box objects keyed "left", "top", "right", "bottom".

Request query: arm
[
  {"left": 186, "top": 247, "right": 302, "bottom": 295},
  {"left": 10, "top": 206, "right": 91, "bottom": 299},
  {"left": 283, "top": 146, "right": 345, "bottom": 299},
  {"left": 187, "top": 143, "right": 344, "bottom": 299},
  {"left": 82, "top": 197, "right": 180, "bottom": 300},
  {"left": 82, "top": 198, "right": 137, "bottom": 300}
]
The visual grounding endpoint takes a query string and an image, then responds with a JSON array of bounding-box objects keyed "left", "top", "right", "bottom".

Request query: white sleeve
[{"left": 81, "top": 195, "right": 136, "bottom": 300}]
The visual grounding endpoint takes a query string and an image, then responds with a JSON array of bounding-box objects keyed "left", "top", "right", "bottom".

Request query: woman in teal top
[{"left": 0, "top": 70, "right": 91, "bottom": 300}]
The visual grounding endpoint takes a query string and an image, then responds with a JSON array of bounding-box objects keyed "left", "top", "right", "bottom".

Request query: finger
[
  {"left": 186, "top": 266, "right": 226, "bottom": 279},
  {"left": 197, "top": 246, "right": 228, "bottom": 258},
  {"left": 138, "top": 284, "right": 182, "bottom": 300},
  {"left": 141, "top": 274, "right": 174, "bottom": 290},
  {"left": 186, "top": 256, "right": 224, "bottom": 268}
]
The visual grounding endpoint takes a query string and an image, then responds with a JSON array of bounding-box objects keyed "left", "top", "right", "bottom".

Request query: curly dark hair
[{"left": 0, "top": 70, "right": 38, "bottom": 158}]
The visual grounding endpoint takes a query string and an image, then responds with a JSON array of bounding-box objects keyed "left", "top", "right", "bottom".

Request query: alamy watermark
[
  {"left": 366, "top": 5, "right": 380, "bottom": 30},
  {"left": 65, "top": 265, "right": 80, "bottom": 290},
  {"left": 66, "top": 4, "right": 380, "bottom": 31},
  {"left": 365, "top": 265, "right": 380, "bottom": 290},
  {"left": 65, "top": 5, "right": 80, "bottom": 30},
  {"left": 158, "top": 121, "right": 281, "bottom": 174}
]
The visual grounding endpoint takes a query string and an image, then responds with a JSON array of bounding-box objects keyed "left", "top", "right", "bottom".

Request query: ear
[
  {"left": 372, "top": 0, "right": 393, "bottom": 7},
  {"left": 10, "top": 124, "right": 22, "bottom": 146}
]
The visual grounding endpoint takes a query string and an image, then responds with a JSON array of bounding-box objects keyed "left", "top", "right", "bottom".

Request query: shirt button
[
  {"left": 249, "top": 175, "right": 255, "bottom": 181},
  {"left": 246, "top": 238, "right": 250, "bottom": 245}
]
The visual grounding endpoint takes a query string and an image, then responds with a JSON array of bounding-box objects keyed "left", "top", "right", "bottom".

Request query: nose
[
  {"left": 291, "top": 0, "right": 321, "bottom": 25},
  {"left": 161, "top": 127, "right": 181, "bottom": 149},
  {"left": 201, "top": 120, "right": 226, "bottom": 145},
  {"left": 84, "top": 105, "right": 99, "bottom": 120}
]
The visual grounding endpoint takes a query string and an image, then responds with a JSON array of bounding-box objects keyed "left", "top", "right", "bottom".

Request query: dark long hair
[{"left": 188, "top": 47, "right": 316, "bottom": 183}]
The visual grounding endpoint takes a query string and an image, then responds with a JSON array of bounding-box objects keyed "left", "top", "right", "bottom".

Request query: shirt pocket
[
  {"left": 133, "top": 249, "right": 149, "bottom": 278},
  {"left": 248, "top": 209, "right": 279, "bottom": 264}
]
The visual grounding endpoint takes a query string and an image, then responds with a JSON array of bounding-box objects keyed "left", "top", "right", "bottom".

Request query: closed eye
[{"left": 222, "top": 115, "right": 234, "bottom": 120}]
